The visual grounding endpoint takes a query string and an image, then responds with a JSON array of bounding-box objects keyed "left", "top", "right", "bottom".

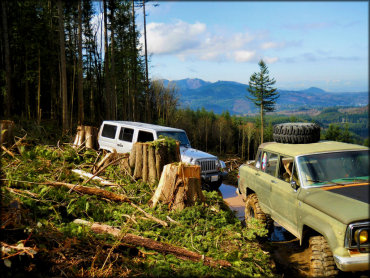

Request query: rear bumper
[{"left": 334, "top": 254, "right": 370, "bottom": 272}]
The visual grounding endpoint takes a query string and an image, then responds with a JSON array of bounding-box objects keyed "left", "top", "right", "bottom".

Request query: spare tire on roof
[{"left": 273, "top": 122, "right": 320, "bottom": 144}]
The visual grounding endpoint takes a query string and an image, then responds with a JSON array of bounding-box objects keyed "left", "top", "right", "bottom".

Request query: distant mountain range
[{"left": 160, "top": 78, "right": 368, "bottom": 115}]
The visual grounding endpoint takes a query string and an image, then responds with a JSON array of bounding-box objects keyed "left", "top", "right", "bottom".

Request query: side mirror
[{"left": 291, "top": 180, "right": 299, "bottom": 191}]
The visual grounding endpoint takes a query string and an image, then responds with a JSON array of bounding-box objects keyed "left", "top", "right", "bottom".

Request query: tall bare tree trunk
[
  {"left": 25, "top": 51, "right": 30, "bottom": 119},
  {"left": 1, "top": 0, "right": 12, "bottom": 117},
  {"left": 37, "top": 48, "right": 41, "bottom": 124},
  {"left": 143, "top": 0, "right": 150, "bottom": 122},
  {"left": 57, "top": 0, "right": 69, "bottom": 133},
  {"left": 77, "top": 0, "right": 84, "bottom": 125},
  {"left": 103, "top": 0, "right": 111, "bottom": 119},
  {"left": 110, "top": 1, "right": 117, "bottom": 120},
  {"left": 131, "top": 0, "right": 136, "bottom": 121},
  {"left": 260, "top": 104, "right": 264, "bottom": 144}
]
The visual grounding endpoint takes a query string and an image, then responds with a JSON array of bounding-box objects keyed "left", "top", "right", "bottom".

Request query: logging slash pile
[{"left": 0, "top": 122, "right": 273, "bottom": 277}]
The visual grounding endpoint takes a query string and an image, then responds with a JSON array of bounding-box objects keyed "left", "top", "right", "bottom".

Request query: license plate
[{"left": 211, "top": 175, "right": 218, "bottom": 182}]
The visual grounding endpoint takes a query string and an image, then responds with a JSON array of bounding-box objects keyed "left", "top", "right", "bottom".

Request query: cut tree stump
[
  {"left": 73, "top": 125, "right": 98, "bottom": 149},
  {"left": 0, "top": 120, "right": 14, "bottom": 146},
  {"left": 150, "top": 163, "right": 204, "bottom": 211},
  {"left": 126, "top": 140, "right": 180, "bottom": 183}
]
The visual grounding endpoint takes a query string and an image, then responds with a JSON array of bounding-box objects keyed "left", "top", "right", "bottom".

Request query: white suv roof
[{"left": 102, "top": 121, "right": 185, "bottom": 133}]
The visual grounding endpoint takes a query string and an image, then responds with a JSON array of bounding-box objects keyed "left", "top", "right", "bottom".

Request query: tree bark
[
  {"left": 148, "top": 146, "right": 157, "bottom": 183},
  {"left": 0, "top": 120, "right": 14, "bottom": 146},
  {"left": 130, "top": 141, "right": 180, "bottom": 182},
  {"left": 103, "top": 0, "right": 111, "bottom": 119},
  {"left": 73, "top": 125, "right": 98, "bottom": 150},
  {"left": 1, "top": 0, "right": 12, "bottom": 117},
  {"left": 142, "top": 144, "right": 148, "bottom": 182},
  {"left": 73, "top": 219, "right": 231, "bottom": 268},
  {"left": 77, "top": 0, "right": 84, "bottom": 125},
  {"left": 150, "top": 163, "right": 204, "bottom": 211},
  {"left": 57, "top": 0, "right": 69, "bottom": 133}
]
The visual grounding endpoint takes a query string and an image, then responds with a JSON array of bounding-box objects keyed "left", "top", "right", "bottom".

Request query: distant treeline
[{"left": 164, "top": 106, "right": 368, "bottom": 160}]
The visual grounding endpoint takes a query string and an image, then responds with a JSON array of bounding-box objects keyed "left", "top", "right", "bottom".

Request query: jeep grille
[{"left": 198, "top": 159, "right": 217, "bottom": 174}]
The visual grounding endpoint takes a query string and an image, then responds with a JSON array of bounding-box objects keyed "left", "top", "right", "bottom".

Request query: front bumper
[
  {"left": 201, "top": 171, "right": 227, "bottom": 183},
  {"left": 334, "top": 254, "right": 370, "bottom": 272}
]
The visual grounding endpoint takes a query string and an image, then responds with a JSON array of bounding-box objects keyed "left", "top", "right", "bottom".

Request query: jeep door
[
  {"left": 254, "top": 151, "right": 279, "bottom": 214},
  {"left": 116, "top": 126, "right": 135, "bottom": 153},
  {"left": 269, "top": 155, "right": 300, "bottom": 237},
  {"left": 99, "top": 123, "right": 119, "bottom": 152}
]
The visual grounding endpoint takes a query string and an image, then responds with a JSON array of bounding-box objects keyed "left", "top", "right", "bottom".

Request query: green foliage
[{"left": 2, "top": 142, "right": 274, "bottom": 277}]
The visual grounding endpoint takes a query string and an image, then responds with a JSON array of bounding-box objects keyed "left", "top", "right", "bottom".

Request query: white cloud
[
  {"left": 233, "top": 50, "right": 256, "bottom": 62},
  {"left": 261, "top": 41, "right": 285, "bottom": 50},
  {"left": 142, "top": 20, "right": 289, "bottom": 63},
  {"left": 145, "top": 20, "right": 206, "bottom": 55},
  {"left": 263, "top": 57, "right": 279, "bottom": 64}
]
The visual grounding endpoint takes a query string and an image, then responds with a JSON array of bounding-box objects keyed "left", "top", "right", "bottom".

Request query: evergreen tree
[{"left": 247, "top": 59, "right": 279, "bottom": 144}]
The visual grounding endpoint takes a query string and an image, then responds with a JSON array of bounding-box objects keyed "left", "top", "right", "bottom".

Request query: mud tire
[
  {"left": 309, "top": 236, "right": 338, "bottom": 277},
  {"left": 273, "top": 122, "right": 320, "bottom": 144},
  {"left": 245, "top": 193, "right": 273, "bottom": 231}
]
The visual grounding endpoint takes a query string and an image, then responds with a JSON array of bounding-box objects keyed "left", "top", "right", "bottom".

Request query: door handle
[
  {"left": 117, "top": 143, "right": 123, "bottom": 147},
  {"left": 271, "top": 180, "right": 277, "bottom": 184},
  {"left": 255, "top": 172, "right": 260, "bottom": 176}
]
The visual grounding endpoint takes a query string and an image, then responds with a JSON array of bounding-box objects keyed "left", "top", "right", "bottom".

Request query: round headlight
[{"left": 354, "top": 229, "right": 368, "bottom": 244}]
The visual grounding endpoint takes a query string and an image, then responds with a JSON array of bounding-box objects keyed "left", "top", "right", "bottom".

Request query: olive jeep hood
[{"left": 299, "top": 183, "right": 370, "bottom": 224}]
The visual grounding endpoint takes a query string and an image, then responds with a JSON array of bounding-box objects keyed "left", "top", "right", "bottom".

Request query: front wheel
[{"left": 309, "top": 236, "right": 338, "bottom": 277}]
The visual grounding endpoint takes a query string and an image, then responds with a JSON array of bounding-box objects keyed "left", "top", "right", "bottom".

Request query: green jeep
[{"left": 237, "top": 124, "right": 369, "bottom": 276}]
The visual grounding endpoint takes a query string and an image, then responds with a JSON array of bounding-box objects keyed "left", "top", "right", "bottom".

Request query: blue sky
[{"left": 135, "top": 1, "right": 368, "bottom": 92}]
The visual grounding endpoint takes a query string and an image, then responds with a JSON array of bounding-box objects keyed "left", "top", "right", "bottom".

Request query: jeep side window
[
  {"left": 278, "top": 156, "right": 294, "bottom": 183},
  {"left": 262, "top": 152, "right": 278, "bottom": 176},
  {"left": 255, "top": 150, "right": 262, "bottom": 168},
  {"left": 119, "top": 127, "right": 134, "bottom": 142},
  {"left": 291, "top": 163, "right": 300, "bottom": 186},
  {"left": 101, "top": 124, "right": 117, "bottom": 139},
  {"left": 137, "top": 131, "right": 154, "bottom": 142}
]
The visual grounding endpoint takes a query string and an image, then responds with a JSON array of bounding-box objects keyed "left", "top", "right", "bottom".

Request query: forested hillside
[{"left": 162, "top": 78, "right": 368, "bottom": 114}]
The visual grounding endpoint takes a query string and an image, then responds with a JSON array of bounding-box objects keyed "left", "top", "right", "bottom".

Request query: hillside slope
[{"left": 161, "top": 79, "right": 368, "bottom": 114}]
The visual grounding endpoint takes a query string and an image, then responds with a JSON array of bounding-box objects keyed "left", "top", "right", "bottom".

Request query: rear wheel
[
  {"left": 309, "top": 236, "right": 338, "bottom": 277},
  {"left": 245, "top": 194, "right": 273, "bottom": 232}
]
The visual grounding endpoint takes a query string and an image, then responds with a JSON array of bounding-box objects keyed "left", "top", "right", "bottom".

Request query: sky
[{"left": 134, "top": 1, "right": 369, "bottom": 92}]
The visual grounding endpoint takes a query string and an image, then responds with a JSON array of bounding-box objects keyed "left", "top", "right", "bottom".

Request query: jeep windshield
[
  {"left": 157, "top": 131, "right": 191, "bottom": 147},
  {"left": 297, "top": 150, "right": 369, "bottom": 187}
]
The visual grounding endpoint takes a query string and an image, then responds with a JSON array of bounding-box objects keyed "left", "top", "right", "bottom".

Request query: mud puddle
[{"left": 219, "top": 183, "right": 369, "bottom": 278}]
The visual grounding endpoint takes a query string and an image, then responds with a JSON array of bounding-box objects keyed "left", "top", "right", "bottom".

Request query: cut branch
[{"left": 73, "top": 219, "right": 231, "bottom": 268}]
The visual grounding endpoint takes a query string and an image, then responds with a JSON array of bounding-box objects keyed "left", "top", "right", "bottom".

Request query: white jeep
[{"left": 98, "top": 121, "right": 227, "bottom": 189}]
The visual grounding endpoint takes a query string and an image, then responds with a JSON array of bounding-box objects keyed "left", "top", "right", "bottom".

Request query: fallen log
[
  {"left": 73, "top": 219, "right": 231, "bottom": 268},
  {"left": 45, "top": 180, "right": 167, "bottom": 226},
  {"left": 72, "top": 169, "right": 119, "bottom": 186},
  {"left": 45, "top": 180, "right": 129, "bottom": 202}
]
